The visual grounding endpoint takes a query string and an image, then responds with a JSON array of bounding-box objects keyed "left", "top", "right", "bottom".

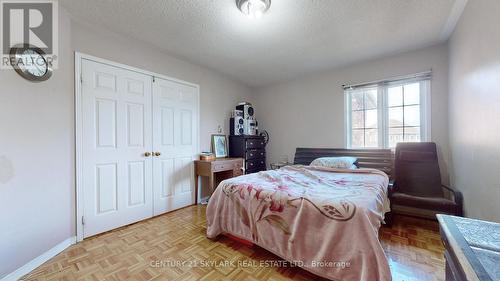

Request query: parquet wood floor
[{"left": 22, "top": 206, "right": 444, "bottom": 281}]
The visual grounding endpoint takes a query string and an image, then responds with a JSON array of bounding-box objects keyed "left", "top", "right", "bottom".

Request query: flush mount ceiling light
[{"left": 236, "top": 0, "right": 271, "bottom": 19}]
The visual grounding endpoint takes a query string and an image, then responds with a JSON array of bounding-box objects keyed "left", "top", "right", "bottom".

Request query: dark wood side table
[{"left": 194, "top": 158, "right": 244, "bottom": 204}]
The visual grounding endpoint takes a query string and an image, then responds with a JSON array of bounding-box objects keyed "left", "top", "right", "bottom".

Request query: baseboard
[{"left": 1, "top": 236, "right": 76, "bottom": 281}]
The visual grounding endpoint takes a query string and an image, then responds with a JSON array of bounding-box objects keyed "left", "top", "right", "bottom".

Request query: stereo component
[
  {"left": 236, "top": 102, "right": 254, "bottom": 120},
  {"left": 244, "top": 119, "right": 257, "bottom": 136},
  {"left": 230, "top": 110, "right": 244, "bottom": 135}
]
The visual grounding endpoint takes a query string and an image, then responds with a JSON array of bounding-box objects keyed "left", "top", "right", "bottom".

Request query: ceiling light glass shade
[{"left": 236, "top": 0, "right": 271, "bottom": 19}]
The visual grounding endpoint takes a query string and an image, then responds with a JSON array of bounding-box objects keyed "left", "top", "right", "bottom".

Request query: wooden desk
[{"left": 194, "top": 158, "right": 244, "bottom": 204}]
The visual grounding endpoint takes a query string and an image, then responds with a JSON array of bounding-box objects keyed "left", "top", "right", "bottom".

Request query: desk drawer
[
  {"left": 212, "top": 159, "right": 243, "bottom": 172},
  {"left": 213, "top": 162, "right": 234, "bottom": 172},
  {"left": 246, "top": 149, "right": 265, "bottom": 160}
]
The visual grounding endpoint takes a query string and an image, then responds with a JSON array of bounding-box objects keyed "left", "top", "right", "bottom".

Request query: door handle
[
  {"left": 144, "top": 152, "right": 152, "bottom": 157},
  {"left": 154, "top": 152, "right": 161, "bottom": 157}
]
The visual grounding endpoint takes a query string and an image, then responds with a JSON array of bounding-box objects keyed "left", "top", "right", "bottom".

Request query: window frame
[{"left": 344, "top": 79, "right": 431, "bottom": 149}]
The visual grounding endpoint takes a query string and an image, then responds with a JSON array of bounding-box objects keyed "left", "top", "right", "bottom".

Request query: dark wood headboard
[{"left": 294, "top": 148, "right": 394, "bottom": 178}]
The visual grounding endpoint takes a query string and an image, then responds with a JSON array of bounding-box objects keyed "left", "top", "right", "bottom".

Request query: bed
[{"left": 206, "top": 148, "right": 394, "bottom": 281}]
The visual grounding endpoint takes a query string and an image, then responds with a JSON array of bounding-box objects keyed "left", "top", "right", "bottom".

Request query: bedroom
[{"left": 0, "top": 0, "right": 499, "bottom": 280}]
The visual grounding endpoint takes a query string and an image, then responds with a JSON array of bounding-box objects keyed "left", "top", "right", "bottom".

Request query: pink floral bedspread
[{"left": 206, "top": 165, "right": 391, "bottom": 281}]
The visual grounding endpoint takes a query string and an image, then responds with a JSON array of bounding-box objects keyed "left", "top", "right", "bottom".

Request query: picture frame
[{"left": 211, "top": 134, "right": 228, "bottom": 158}]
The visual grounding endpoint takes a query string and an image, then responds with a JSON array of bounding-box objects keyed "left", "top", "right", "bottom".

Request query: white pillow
[{"left": 310, "top": 157, "right": 357, "bottom": 169}]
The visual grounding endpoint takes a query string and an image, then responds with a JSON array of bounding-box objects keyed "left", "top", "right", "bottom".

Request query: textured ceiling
[{"left": 61, "top": 0, "right": 461, "bottom": 87}]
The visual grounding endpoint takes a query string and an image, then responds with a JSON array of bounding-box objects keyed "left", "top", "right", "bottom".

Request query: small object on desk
[
  {"left": 194, "top": 158, "right": 244, "bottom": 204},
  {"left": 437, "top": 214, "right": 500, "bottom": 281},
  {"left": 270, "top": 162, "right": 292, "bottom": 170},
  {"left": 199, "top": 152, "right": 215, "bottom": 161}
]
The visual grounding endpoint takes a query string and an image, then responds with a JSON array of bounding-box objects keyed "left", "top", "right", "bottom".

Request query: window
[
  {"left": 349, "top": 87, "right": 380, "bottom": 148},
  {"left": 345, "top": 74, "right": 430, "bottom": 149}
]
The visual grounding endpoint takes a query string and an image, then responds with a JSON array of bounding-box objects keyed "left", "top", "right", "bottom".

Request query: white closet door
[
  {"left": 152, "top": 78, "right": 198, "bottom": 215},
  {"left": 81, "top": 59, "right": 153, "bottom": 238}
]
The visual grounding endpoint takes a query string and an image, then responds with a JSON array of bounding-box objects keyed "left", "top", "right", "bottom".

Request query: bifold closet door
[
  {"left": 81, "top": 59, "right": 153, "bottom": 238},
  {"left": 152, "top": 78, "right": 198, "bottom": 215}
]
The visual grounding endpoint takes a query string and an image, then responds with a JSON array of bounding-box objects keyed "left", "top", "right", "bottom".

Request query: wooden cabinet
[{"left": 229, "top": 136, "right": 266, "bottom": 174}]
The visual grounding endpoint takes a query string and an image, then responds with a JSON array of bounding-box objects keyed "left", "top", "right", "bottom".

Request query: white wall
[
  {"left": 253, "top": 44, "right": 450, "bottom": 183},
  {"left": 448, "top": 0, "right": 500, "bottom": 222},
  {"left": 0, "top": 8, "right": 73, "bottom": 279},
  {"left": 70, "top": 20, "right": 254, "bottom": 151},
  {"left": 0, "top": 8, "right": 252, "bottom": 278}
]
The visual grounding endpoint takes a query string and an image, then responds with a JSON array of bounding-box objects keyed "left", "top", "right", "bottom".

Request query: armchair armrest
[{"left": 442, "top": 185, "right": 463, "bottom": 216}]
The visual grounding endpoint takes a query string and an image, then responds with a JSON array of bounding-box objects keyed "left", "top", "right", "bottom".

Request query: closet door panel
[
  {"left": 152, "top": 78, "right": 198, "bottom": 215},
  {"left": 82, "top": 59, "right": 153, "bottom": 238}
]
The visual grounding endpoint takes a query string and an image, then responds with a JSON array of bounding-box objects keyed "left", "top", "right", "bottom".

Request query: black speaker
[{"left": 230, "top": 110, "right": 244, "bottom": 135}]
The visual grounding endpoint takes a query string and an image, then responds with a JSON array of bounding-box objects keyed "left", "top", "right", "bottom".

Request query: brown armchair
[{"left": 388, "top": 142, "right": 463, "bottom": 222}]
